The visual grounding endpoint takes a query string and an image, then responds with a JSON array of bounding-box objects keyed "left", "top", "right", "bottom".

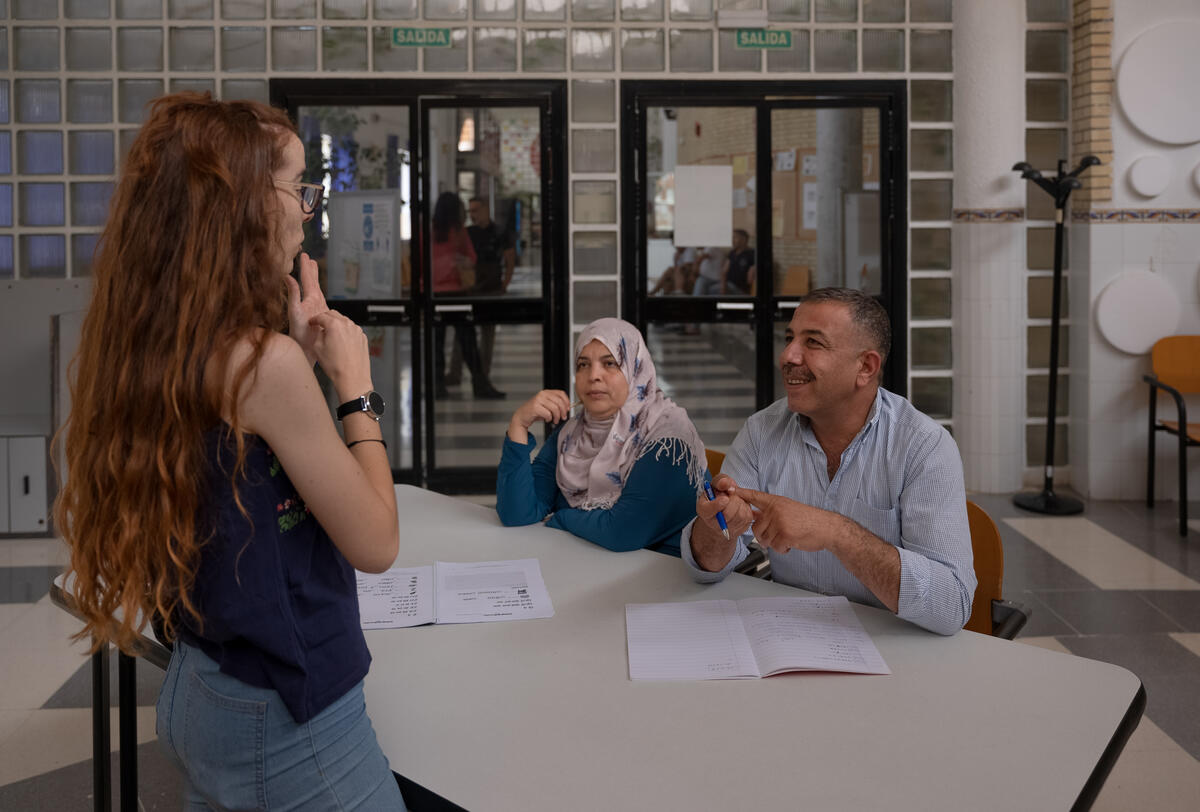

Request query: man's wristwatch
[{"left": 336, "top": 391, "right": 386, "bottom": 422}]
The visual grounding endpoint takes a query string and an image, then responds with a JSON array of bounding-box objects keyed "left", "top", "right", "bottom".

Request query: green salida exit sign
[
  {"left": 735, "top": 29, "right": 793, "bottom": 49},
  {"left": 392, "top": 27, "right": 453, "bottom": 47}
]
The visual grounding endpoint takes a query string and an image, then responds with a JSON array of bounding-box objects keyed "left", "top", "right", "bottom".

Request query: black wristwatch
[{"left": 336, "top": 391, "right": 386, "bottom": 422}]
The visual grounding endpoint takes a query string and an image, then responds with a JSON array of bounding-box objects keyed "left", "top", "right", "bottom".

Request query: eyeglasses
[{"left": 274, "top": 179, "right": 324, "bottom": 214}]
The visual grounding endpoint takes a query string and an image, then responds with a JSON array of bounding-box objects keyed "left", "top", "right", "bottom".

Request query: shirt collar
[{"left": 794, "top": 388, "right": 884, "bottom": 450}]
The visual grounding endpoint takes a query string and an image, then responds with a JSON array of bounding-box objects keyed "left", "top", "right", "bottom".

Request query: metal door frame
[
  {"left": 272, "top": 79, "right": 568, "bottom": 492},
  {"left": 619, "top": 79, "right": 908, "bottom": 406}
]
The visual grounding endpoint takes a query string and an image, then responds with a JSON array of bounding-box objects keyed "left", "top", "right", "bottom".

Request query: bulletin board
[
  {"left": 728, "top": 146, "right": 815, "bottom": 244},
  {"left": 326, "top": 189, "right": 403, "bottom": 300},
  {"left": 731, "top": 153, "right": 755, "bottom": 235}
]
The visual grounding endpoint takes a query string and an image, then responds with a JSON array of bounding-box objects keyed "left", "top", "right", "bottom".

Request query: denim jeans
[{"left": 157, "top": 641, "right": 407, "bottom": 811}]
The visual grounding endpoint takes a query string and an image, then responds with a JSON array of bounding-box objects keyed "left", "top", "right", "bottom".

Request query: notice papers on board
[
  {"left": 625, "top": 595, "right": 889, "bottom": 681},
  {"left": 357, "top": 558, "right": 555, "bottom": 628}
]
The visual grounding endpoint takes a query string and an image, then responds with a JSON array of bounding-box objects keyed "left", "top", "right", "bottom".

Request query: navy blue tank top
[{"left": 178, "top": 428, "right": 370, "bottom": 723}]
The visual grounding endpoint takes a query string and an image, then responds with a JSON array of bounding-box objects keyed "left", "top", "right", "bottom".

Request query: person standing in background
[
  {"left": 447, "top": 197, "right": 516, "bottom": 383},
  {"left": 431, "top": 191, "right": 505, "bottom": 400}
]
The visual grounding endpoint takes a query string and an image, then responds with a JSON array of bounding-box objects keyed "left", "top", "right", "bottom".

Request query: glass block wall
[
  {"left": 1024, "top": 0, "right": 1071, "bottom": 467},
  {"left": 5, "top": 0, "right": 969, "bottom": 421}
]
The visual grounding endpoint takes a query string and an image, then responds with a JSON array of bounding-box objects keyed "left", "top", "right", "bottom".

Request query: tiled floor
[
  {"left": 427, "top": 321, "right": 758, "bottom": 469},
  {"left": 1, "top": 494, "right": 1198, "bottom": 809}
]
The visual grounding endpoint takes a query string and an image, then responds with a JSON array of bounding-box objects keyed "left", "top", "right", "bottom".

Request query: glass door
[
  {"left": 623, "top": 81, "right": 906, "bottom": 449},
  {"left": 274, "top": 80, "right": 567, "bottom": 493},
  {"left": 768, "top": 105, "right": 889, "bottom": 400},
  {"left": 638, "top": 104, "right": 760, "bottom": 452},
  {"left": 420, "top": 99, "right": 562, "bottom": 491},
  {"left": 293, "top": 102, "right": 420, "bottom": 482}
]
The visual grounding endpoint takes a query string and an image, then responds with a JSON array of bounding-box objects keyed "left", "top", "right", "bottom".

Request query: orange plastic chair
[
  {"left": 964, "top": 501, "right": 1030, "bottom": 639},
  {"left": 1144, "top": 336, "right": 1200, "bottom": 536},
  {"left": 704, "top": 448, "right": 725, "bottom": 477}
]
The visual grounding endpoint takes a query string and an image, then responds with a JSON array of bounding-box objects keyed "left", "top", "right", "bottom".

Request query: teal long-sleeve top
[{"left": 496, "top": 426, "right": 699, "bottom": 556}]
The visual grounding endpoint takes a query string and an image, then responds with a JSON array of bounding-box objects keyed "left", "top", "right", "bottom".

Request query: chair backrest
[
  {"left": 705, "top": 448, "right": 725, "bottom": 477},
  {"left": 964, "top": 500, "right": 1004, "bottom": 635},
  {"left": 1152, "top": 336, "right": 1200, "bottom": 394},
  {"left": 779, "top": 266, "right": 812, "bottom": 296}
]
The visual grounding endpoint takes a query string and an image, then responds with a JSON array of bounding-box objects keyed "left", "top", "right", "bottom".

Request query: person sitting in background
[
  {"left": 721, "top": 229, "right": 756, "bottom": 295},
  {"left": 690, "top": 246, "right": 726, "bottom": 297},
  {"left": 496, "top": 318, "right": 707, "bottom": 556},
  {"left": 649, "top": 245, "right": 696, "bottom": 296}
]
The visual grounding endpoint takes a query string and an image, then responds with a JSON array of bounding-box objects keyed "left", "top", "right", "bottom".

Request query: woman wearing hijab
[{"left": 496, "top": 318, "right": 706, "bottom": 556}]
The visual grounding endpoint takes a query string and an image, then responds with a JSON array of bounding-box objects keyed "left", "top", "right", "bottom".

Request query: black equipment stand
[{"left": 1011, "top": 155, "right": 1100, "bottom": 516}]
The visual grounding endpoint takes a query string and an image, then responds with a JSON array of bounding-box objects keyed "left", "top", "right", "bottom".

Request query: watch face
[{"left": 367, "top": 391, "right": 386, "bottom": 417}]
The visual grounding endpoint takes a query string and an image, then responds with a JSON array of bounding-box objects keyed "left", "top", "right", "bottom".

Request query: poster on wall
[
  {"left": 803, "top": 183, "right": 819, "bottom": 232},
  {"left": 326, "top": 189, "right": 402, "bottom": 300},
  {"left": 674, "top": 165, "right": 733, "bottom": 248}
]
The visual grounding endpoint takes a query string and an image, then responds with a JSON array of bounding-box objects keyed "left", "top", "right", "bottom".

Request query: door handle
[
  {"left": 23, "top": 476, "right": 30, "bottom": 495},
  {"left": 715, "top": 302, "right": 754, "bottom": 311},
  {"left": 434, "top": 304, "right": 473, "bottom": 313},
  {"left": 367, "top": 305, "right": 408, "bottom": 314}
]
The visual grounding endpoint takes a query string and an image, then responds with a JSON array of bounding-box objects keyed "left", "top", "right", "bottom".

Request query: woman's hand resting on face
[
  {"left": 507, "top": 389, "right": 573, "bottom": 444},
  {"left": 306, "top": 309, "right": 373, "bottom": 402},
  {"left": 285, "top": 252, "right": 329, "bottom": 367}
]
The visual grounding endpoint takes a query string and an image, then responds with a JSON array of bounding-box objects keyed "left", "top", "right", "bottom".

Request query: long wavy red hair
[{"left": 55, "top": 93, "right": 298, "bottom": 652}]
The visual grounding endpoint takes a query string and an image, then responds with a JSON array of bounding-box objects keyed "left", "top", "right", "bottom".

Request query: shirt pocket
[{"left": 851, "top": 498, "right": 900, "bottom": 544}]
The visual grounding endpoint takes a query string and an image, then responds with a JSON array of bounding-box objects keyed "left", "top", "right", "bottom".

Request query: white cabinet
[{"left": 3, "top": 436, "right": 49, "bottom": 535}]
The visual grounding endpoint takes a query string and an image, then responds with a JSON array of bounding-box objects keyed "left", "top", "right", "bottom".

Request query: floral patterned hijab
[{"left": 556, "top": 318, "right": 707, "bottom": 510}]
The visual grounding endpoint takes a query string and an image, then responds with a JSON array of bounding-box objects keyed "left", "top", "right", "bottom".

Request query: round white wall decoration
[
  {"left": 1129, "top": 155, "right": 1170, "bottom": 197},
  {"left": 1117, "top": 21, "right": 1200, "bottom": 145},
  {"left": 1095, "top": 270, "right": 1180, "bottom": 355}
]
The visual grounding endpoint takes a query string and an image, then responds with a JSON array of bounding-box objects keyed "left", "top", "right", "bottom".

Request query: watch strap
[{"left": 336, "top": 396, "right": 366, "bottom": 420}]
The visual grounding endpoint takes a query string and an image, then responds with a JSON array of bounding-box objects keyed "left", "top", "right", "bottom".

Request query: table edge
[{"left": 1071, "top": 680, "right": 1147, "bottom": 812}]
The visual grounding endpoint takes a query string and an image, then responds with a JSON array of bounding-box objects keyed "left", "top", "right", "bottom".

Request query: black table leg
[
  {"left": 92, "top": 644, "right": 112, "bottom": 812},
  {"left": 118, "top": 652, "right": 138, "bottom": 812}
]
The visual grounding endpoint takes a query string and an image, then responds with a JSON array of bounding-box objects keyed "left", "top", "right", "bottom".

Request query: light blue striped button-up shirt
[{"left": 682, "top": 388, "right": 976, "bottom": 635}]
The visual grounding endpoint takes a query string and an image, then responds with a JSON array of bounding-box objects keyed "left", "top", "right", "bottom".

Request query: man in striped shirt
[{"left": 684, "top": 288, "right": 976, "bottom": 635}]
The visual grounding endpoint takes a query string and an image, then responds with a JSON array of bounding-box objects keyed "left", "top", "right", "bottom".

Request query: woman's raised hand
[
  {"left": 507, "top": 389, "right": 572, "bottom": 444},
  {"left": 306, "top": 310, "right": 373, "bottom": 402},
  {"left": 285, "top": 252, "right": 329, "bottom": 367}
]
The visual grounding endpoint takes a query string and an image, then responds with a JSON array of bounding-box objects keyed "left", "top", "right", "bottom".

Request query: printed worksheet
[
  {"left": 357, "top": 558, "right": 554, "bottom": 629},
  {"left": 357, "top": 566, "right": 434, "bottom": 628}
]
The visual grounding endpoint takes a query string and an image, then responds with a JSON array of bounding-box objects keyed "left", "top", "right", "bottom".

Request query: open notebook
[
  {"left": 625, "top": 595, "right": 889, "bottom": 680},
  {"left": 357, "top": 558, "right": 554, "bottom": 628}
]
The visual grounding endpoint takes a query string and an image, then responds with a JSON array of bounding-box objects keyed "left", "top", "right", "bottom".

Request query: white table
[{"left": 366, "top": 486, "right": 1144, "bottom": 812}]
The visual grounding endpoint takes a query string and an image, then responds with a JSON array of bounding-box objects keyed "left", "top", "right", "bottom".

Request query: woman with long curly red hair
[{"left": 55, "top": 93, "right": 407, "bottom": 809}]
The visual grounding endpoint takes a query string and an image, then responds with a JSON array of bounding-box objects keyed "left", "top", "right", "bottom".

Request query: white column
[
  {"left": 951, "top": 0, "right": 1027, "bottom": 492},
  {"left": 816, "top": 109, "right": 863, "bottom": 289}
]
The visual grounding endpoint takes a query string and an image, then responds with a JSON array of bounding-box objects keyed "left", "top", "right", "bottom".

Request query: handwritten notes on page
[
  {"left": 625, "top": 596, "right": 889, "bottom": 681},
  {"left": 357, "top": 558, "right": 554, "bottom": 629}
]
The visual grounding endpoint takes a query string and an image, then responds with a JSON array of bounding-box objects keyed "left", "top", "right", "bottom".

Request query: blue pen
[{"left": 702, "top": 481, "right": 730, "bottom": 539}]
